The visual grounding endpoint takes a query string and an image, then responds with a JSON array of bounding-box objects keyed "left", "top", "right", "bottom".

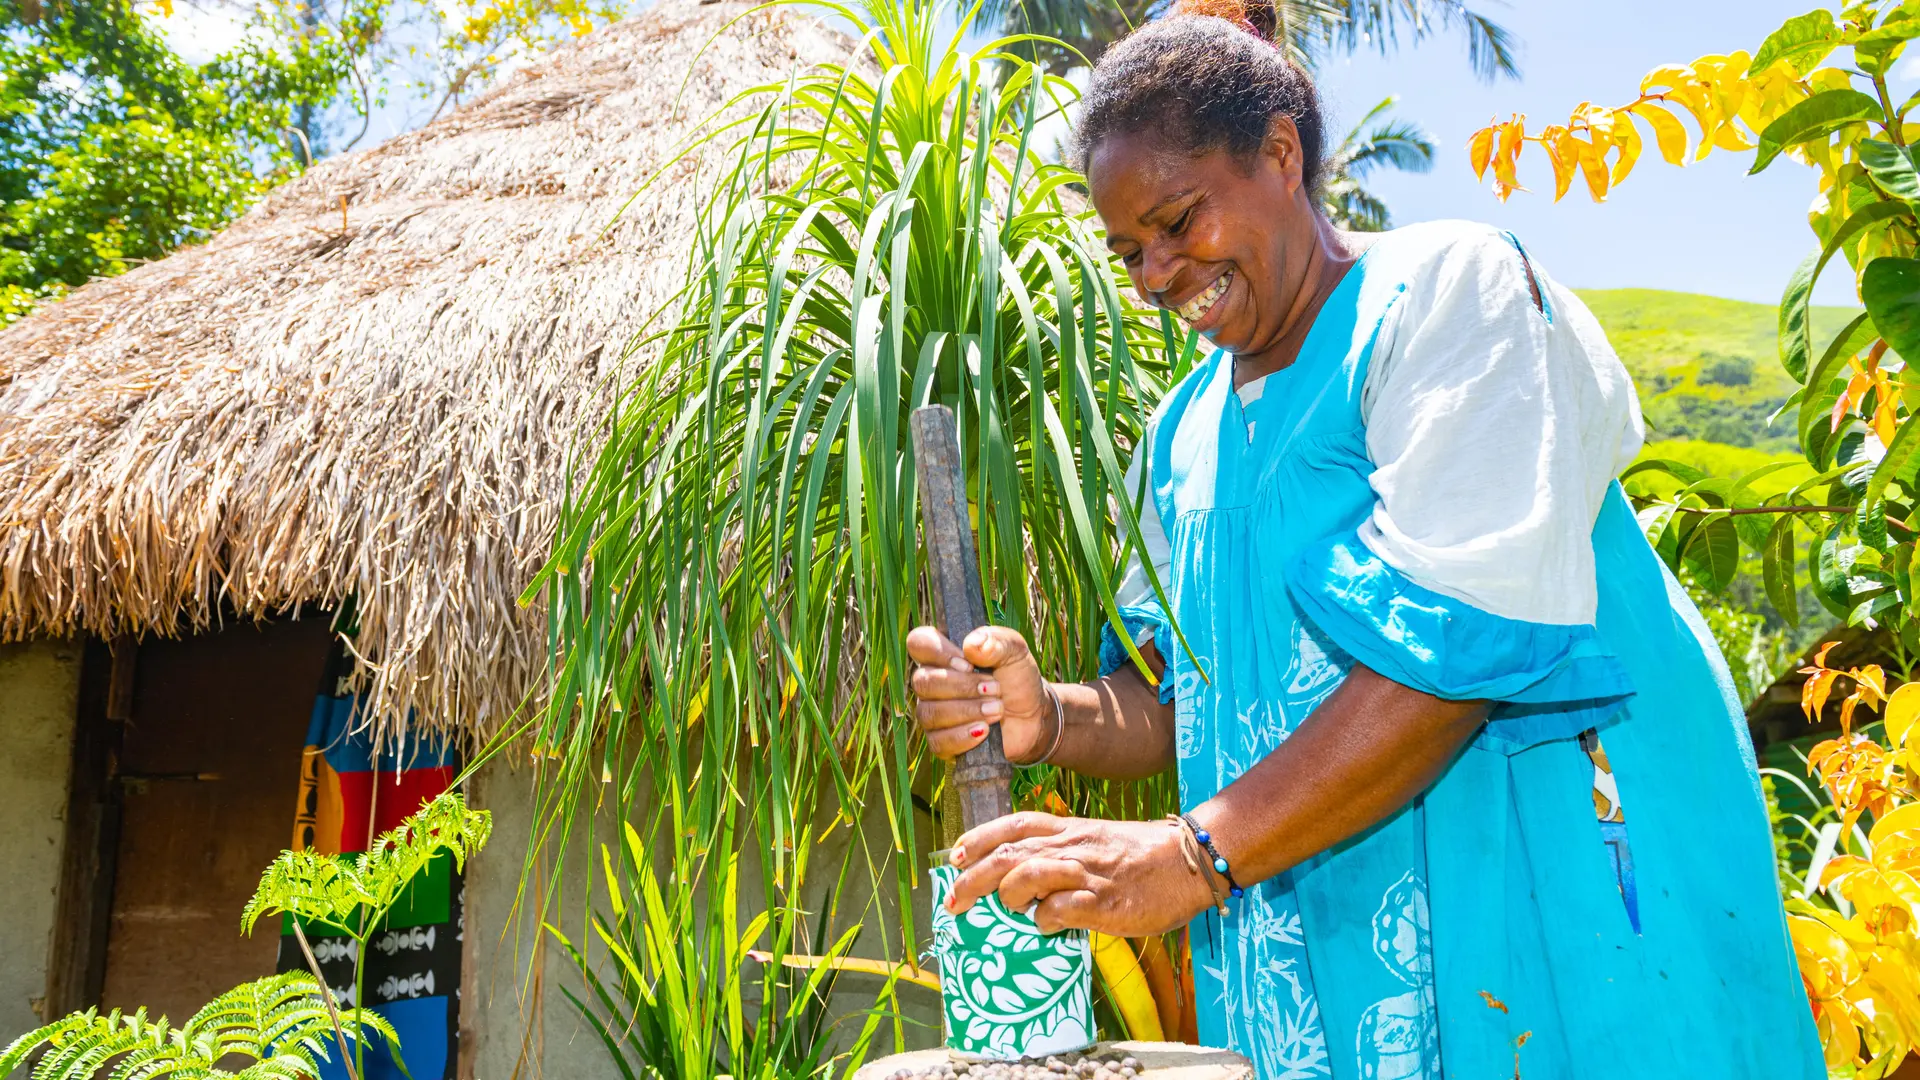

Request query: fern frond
[
  {"left": 4, "top": 975, "right": 401, "bottom": 1080},
  {"left": 357, "top": 792, "right": 492, "bottom": 917},
  {"left": 242, "top": 850, "right": 374, "bottom": 936},
  {"left": 241, "top": 791, "right": 490, "bottom": 938}
]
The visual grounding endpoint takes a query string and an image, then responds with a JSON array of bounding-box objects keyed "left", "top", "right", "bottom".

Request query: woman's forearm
[
  {"left": 1042, "top": 643, "right": 1176, "bottom": 780},
  {"left": 1188, "top": 663, "right": 1486, "bottom": 884}
]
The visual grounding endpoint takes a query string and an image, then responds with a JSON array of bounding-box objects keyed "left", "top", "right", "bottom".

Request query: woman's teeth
[{"left": 1177, "top": 270, "right": 1232, "bottom": 325}]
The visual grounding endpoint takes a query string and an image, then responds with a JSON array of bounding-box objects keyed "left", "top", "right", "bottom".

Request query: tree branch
[{"left": 1711, "top": 505, "right": 1853, "bottom": 515}]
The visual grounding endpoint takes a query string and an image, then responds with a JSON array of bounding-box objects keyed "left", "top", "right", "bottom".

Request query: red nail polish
[{"left": 969, "top": 724, "right": 987, "bottom": 739}]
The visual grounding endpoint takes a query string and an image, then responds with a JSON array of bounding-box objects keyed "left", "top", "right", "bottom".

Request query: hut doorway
[{"left": 50, "top": 618, "right": 334, "bottom": 1023}]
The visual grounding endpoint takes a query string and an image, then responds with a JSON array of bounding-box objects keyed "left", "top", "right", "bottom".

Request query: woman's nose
[{"left": 1137, "top": 245, "right": 1179, "bottom": 304}]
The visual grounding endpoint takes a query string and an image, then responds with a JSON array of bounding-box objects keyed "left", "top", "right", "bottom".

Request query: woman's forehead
[{"left": 1089, "top": 136, "right": 1228, "bottom": 219}]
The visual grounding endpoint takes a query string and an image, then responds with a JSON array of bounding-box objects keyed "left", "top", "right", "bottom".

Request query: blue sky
[
  {"left": 164, "top": 1, "right": 1901, "bottom": 305},
  {"left": 1312, "top": 1, "right": 1917, "bottom": 306}
]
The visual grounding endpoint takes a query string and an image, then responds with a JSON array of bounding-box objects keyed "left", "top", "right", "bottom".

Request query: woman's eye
[{"left": 1169, "top": 207, "right": 1194, "bottom": 235}]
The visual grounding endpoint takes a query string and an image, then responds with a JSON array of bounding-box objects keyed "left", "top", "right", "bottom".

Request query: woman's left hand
[{"left": 943, "top": 812, "right": 1216, "bottom": 937}]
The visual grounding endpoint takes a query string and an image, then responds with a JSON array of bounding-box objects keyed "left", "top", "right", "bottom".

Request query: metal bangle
[{"left": 1029, "top": 684, "right": 1068, "bottom": 766}]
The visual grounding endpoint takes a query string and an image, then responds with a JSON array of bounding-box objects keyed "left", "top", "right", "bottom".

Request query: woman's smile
[{"left": 1174, "top": 266, "right": 1235, "bottom": 331}]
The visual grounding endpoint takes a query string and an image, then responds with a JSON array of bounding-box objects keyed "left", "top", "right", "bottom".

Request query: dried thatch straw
[{"left": 0, "top": 0, "right": 846, "bottom": 744}]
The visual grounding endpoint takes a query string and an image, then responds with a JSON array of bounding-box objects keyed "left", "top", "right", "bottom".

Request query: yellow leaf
[
  {"left": 1491, "top": 117, "right": 1527, "bottom": 200},
  {"left": 1541, "top": 128, "right": 1578, "bottom": 201},
  {"left": 1857, "top": 667, "right": 1889, "bottom": 709},
  {"left": 745, "top": 950, "right": 941, "bottom": 990},
  {"left": 1468, "top": 125, "right": 1495, "bottom": 181},
  {"left": 1630, "top": 102, "right": 1689, "bottom": 166},
  {"left": 1639, "top": 63, "right": 1693, "bottom": 97},
  {"left": 1091, "top": 932, "right": 1165, "bottom": 1042},
  {"left": 1578, "top": 140, "right": 1611, "bottom": 201},
  {"left": 1871, "top": 803, "right": 1920, "bottom": 851},
  {"left": 1806, "top": 668, "right": 1843, "bottom": 721},
  {"left": 1884, "top": 684, "right": 1920, "bottom": 747},
  {"left": 1875, "top": 389, "right": 1900, "bottom": 446},
  {"left": 1823, "top": 854, "right": 1875, "bottom": 894},
  {"left": 1713, "top": 121, "right": 1755, "bottom": 152},
  {"left": 1611, "top": 111, "right": 1643, "bottom": 184}
]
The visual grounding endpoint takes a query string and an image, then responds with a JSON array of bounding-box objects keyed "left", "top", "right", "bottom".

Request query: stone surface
[{"left": 853, "top": 1041, "right": 1253, "bottom": 1080}]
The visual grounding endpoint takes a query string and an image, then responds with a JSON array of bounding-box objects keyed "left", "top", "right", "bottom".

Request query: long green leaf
[{"left": 1750, "top": 89, "right": 1882, "bottom": 175}]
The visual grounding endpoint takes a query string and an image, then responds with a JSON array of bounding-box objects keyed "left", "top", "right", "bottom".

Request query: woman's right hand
[{"left": 907, "top": 625, "right": 1055, "bottom": 764}]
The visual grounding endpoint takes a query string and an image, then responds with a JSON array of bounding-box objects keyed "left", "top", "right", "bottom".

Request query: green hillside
[
  {"left": 1574, "top": 288, "right": 1863, "bottom": 662},
  {"left": 1575, "top": 288, "right": 1860, "bottom": 454}
]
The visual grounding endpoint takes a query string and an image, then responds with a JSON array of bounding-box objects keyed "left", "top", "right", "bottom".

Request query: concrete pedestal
[{"left": 853, "top": 1041, "right": 1252, "bottom": 1080}]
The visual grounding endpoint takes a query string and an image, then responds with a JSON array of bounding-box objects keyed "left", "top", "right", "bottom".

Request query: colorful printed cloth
[{"left": 277, "top": 644, "right": 462, "bottom": 1080}]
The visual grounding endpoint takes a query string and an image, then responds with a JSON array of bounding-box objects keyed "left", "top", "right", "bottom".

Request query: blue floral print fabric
[{"left": 1093, "top": 229, "right": 1821, "bottom": 1079}]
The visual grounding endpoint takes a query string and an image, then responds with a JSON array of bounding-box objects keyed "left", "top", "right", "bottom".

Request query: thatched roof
[{"left": 0, "top": 0, "right": 845, "bottom": 741}]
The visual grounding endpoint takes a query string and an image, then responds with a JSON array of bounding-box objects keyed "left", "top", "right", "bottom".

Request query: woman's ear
[{"left": 1260, "top": 114, "right": 1305, "bottom": 195}]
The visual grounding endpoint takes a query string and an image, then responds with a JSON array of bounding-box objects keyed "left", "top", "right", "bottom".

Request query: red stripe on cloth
[{"left": 334, "top": 766, "right": 456, "bottom": 853}]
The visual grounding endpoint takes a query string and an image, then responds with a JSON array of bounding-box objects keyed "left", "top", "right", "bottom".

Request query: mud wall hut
[{"left": 0, "top": 3, "right": 889, "bottom": 1074}]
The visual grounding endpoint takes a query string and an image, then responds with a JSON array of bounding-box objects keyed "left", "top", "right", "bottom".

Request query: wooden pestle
[{"left": 911, "top": 405, "right": 1014, "bottom": 831}]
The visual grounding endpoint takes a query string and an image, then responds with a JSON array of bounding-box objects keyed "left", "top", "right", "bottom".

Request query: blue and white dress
[{"left": 1099, "top": 222, "right": 1822, "bottom": 1080}]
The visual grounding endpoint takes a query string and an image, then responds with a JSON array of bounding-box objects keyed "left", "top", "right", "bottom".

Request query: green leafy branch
[
  {"left": 0, "top": 972, "right": 400, "bottom": 1080},
  {"left": 240, "top": 791, "right": 490, "bottom": 1080}
]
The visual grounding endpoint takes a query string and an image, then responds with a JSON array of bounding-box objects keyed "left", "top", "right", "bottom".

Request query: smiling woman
[{"left": 903, "top": 0, "right": 1828, "bottom": 1077}]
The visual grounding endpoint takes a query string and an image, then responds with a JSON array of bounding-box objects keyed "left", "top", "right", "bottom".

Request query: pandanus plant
[{"left": 519, "top": 0, "right": 1186, "bottom": 1072}]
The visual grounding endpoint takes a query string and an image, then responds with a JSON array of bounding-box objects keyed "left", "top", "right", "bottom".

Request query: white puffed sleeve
[{"left": 1357, "top": 223, "right": 1644, "bottom": 626}]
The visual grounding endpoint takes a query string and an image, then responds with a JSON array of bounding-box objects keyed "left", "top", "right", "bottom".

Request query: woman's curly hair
[{"left": 1074, "top": 0, "right": 1326, "bottom": 191}]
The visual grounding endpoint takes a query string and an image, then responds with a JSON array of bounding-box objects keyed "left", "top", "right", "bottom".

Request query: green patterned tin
[{"left": 929, "top": 862, "right": 1095, "bottom": 1059}]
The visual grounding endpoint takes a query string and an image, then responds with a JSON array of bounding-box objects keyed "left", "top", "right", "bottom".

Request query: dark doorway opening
[{"left": 48, "top": 616, "right": 333, "bottom": 1022}]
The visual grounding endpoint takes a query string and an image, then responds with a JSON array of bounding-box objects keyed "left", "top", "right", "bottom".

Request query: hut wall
[
  {"left": 463, "top": 760, "right": 617, "bottom": 1080},
  {"left": 0, "top": 640, "right": 81, "bottom": 1035},
  {"left": 461, "top": 760, "right": 945, "bottom": 1078}
]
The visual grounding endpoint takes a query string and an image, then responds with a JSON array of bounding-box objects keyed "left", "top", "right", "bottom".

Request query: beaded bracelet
[
  {"left": 1165, "top": 816, "right": 1229, "bottom": 916},
  {"left": 1180, "top": 812, "right": 1244, "bottom": 899}
]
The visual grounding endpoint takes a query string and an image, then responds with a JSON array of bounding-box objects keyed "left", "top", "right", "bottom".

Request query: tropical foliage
[
  {"left": 243, "top": 791, "right": 490, "bottom": 1080},
  {"left": 986, "top": 0, "right": 1517, "bottom": 78},
  {"left": 1468, "top": 2, "right": 1920, "bottom": 1073},
  {"left": 0, "top": 0, "right": 624, "bottom": 322},
  {"left": 1318, "top": 96, "right": 1434, "bottom": 232},
  {"left": 0, "top": 973, "right": 398, "bottom": 1080},
  {"left": 520, "top": 0, "right": 1188, "bottom": 1068},
  {"left": 0, "top": 795, "right": 472, "bottom": 1080},
  {"left": 544, "top": 822, "right": 917, "bottom": 1080}
]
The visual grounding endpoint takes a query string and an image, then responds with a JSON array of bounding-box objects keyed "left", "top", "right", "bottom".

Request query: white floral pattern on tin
[{"left": 930, "top": 865, "right": 1094, "bottom": 1060}]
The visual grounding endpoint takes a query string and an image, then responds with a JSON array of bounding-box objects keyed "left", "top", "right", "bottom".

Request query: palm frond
[
  {"left": 1320, "top": 179, "right": 1392, "bottom": 231},
  {"left": 1343, "top": 122, "right": 1435, "bottom": 177},
  {"left": 1311, "top": 0, "right": 1520, "bottom": 81},
  {"left": 1318, "top": 96, "right": 1431, "bottom": 230}
]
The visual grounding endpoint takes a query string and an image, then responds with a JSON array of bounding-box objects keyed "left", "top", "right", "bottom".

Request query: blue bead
[
  {"left": 1229, "top": 886, "right": 1244, "bottom": 898},
  {"left": 1195, "top": 830, "right": 1211, "bottom": 844},
  {"left": 1213, "top": 856, "right": 1229, "bottom": 874}
]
